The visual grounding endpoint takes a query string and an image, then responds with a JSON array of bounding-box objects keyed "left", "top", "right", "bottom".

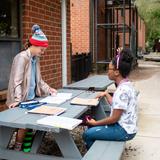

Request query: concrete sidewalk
[{"left": 121, "top": 60, "right": 160, "bottom": 160}]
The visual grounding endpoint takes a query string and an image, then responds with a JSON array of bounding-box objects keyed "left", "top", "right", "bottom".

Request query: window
[
  {"left": 0, "top": 0, "right": 20, "bottom": 90},
  {"left": 0, "top": 0, "right": 19, "bottom": 38}
]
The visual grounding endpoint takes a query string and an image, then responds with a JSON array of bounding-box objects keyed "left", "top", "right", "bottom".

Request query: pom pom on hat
[
  {"left": 32, "top": 24, "right": 40, "bottom": 32},
  {"left": 29, "top": 24, "right": 48, "bottom": 47}
]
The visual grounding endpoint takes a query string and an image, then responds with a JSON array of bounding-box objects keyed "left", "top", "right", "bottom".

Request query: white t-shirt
[{"left": 110, "top": 81, "right": 138, "bottom": 134}]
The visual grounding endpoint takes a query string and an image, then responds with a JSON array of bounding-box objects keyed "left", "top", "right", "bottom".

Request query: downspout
[
  {"left": 61, "top": 0, "right": 67, "bottom": 86},
  {"left": 90, "top": 0, "right": 94, "bottom": 61}
]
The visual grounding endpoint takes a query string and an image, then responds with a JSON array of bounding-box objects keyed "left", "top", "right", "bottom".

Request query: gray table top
[
  {"left": 63, "top": 75, "right": 113, "bottom": 91},
  {"left": 0, "top": 89, "right": 110, "bottom": 160},
  {"left": 0, "top": 89, "right": 88, "bottom": 132}
]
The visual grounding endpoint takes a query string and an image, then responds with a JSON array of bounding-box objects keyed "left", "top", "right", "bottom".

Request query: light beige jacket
[{"left": 6, "top": 49, "right": 50, "bottom": 106}]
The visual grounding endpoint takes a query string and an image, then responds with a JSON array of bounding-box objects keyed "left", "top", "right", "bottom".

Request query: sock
[{"left": 14, "top": 142, "right": 22, "bottom": 151}]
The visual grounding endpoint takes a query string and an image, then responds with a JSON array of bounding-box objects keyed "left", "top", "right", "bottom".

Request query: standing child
[
  {"left": 6, "top": 24, "right": 57, "bottom": 150},
  {"left": 83, "top": 48, "right": 138, "bottom": 149}
]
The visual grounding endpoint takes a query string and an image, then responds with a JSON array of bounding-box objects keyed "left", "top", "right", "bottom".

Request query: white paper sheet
[
  {"left": 39, "top": 93, "right": 72, "bottom": 104},
  {"left": 37, "top": 115, "right": 82, "bottom": 130}
]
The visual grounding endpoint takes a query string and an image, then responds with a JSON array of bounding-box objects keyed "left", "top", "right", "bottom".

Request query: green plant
[{"left": 135, "top": 0, "right": 160, "bottom": 50}]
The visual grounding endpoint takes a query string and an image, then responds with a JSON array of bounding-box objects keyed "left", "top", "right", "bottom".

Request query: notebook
[
  {"left": 28, "top": 105, "right": 66, "bottom": 115},
  {"left": 70, "top": 97, "right": 99, "bottom": 106},
  {"left": 37, "top": 116, "right": 82, "bottom": 130}
]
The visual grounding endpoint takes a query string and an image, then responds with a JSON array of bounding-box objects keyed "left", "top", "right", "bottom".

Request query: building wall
[
  {"left": 118, "top": 9, "right": 146, "bottom": 50},
  {"left": 117, "top": 9, "right": 130, "bottom": 48},
  {"left": 22, "top": 0, "right": 71, "bottom": 88},
  {"left": 70, "top": 1, "right": 146, "bottom": 56},
  {"left": 0, "top": 0, "right": 71, "bottom": 110},
  {"left": 138, "top": 17, "right": 146, "bottom": 50},
  {"left": 71, "top": 0, "right": 90, "bottom": 54},
  {"left": 120, "top": 10, "right": 146, "bottom": 50}
]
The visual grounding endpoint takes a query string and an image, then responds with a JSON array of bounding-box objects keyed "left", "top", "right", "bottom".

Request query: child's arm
[
  {"left": 105, "top": 91, "right": 113, "bottom": 105},
  {"left": 86, "top": 109, "right": 123, "bottom": 126},
  {"left": 12, "top": 55, "right": 26, "bottom": 103},
  {"left": 96, "top": 91, "right": 113, "bottom": 105}
]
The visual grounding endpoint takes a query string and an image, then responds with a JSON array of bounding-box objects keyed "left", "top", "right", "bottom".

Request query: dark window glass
[
  {"left": 0, "top": 0, "right": 20, "bottom": 90},
  {"left": 0, "top": 0, "right": 19, "bottom": 38},
  {"left": 0, "top": 42, "right": 20, "bottom": 90}
]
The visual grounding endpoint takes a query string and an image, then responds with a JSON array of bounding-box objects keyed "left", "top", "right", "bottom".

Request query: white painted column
[{"left": 61, "top": 0, "right": 67, "bottom": 86}]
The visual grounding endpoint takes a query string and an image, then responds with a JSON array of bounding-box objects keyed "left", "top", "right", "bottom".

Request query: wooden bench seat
[{"left": 81, "top": 140, "right": 125, "bottom": 160}]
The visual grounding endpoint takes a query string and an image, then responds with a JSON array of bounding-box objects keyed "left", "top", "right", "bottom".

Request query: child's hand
[
  {"left": 49, "top": 88, "right": 57, "bottom": 96},
  {"left": 95, "top": 92, "right": 106, "bottom": 99},
  {"left": 86, "top": 118, "right": 97, "bottom": 126},
  {"left": 8, "top": 102, "right": 19, "bottom": 108}
]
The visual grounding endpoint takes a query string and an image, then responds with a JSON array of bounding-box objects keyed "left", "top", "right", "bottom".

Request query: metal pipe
[
  {"left": 95, "top": 0, "right": 98, "bottom": 72},
  {"left": 123, "top": 0, "right": 126, "bottom": 48},
  {"left": 90, "top": 0, "right": 95, "bottom": 62}
]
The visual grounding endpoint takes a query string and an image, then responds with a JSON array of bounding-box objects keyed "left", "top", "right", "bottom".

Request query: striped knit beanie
[{"left": 29, "top": 24, "right": 48, "bottom": 47}]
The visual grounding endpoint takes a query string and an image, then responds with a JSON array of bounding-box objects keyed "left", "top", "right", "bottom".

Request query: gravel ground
[
  {"left": 38, "top": 126, "right": 87, "bottom": 156},
  {"left": 9, "top": 126, "right": 87, "bottom": 156}
]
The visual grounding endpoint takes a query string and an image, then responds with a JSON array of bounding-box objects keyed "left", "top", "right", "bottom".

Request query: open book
[
  {"left": 28, "top": 105, "right": 66, "bottom": 115},
  {"left": 70, "top": 97, "right": 99, "bottom": 106},
  {"left": 37, "top": 116, "right": 82, "bottom": 130}
]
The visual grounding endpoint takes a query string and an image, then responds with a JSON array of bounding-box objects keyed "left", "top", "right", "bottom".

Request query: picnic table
[
  {"left": 0, "top": 88, "right": 108, "bottom": 160},
  {"left": 0, "top": 89, "right": 87, "bottom": 160},
  {"left": 63, "top": 75, "right": 113, "bottom": 91}
]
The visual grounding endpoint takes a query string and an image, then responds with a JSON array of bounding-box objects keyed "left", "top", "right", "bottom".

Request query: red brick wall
[
  {"left": 71, "top": 0, "right": 90, "bottom": 54},
  {"left": 115, "top": 9, "right": 132, "bottom": 48},
  {"left": 117, "top": 9, "right": 145, "bottom": 50},
  {"left": 138, "top": 17, "right": 146, "bottom": 50},
  {"left": 22, "top": 0, "right": 71, "bottom": 89},
  {"left": 0, "top": 0, "right": 71, "bottom": 110}
]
